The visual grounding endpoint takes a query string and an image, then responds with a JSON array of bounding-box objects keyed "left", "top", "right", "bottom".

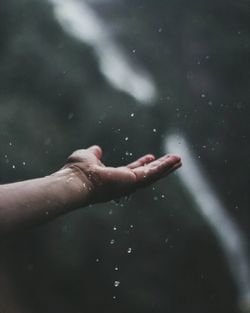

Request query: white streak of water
[
  {"left": 165, "top": 134, "right": 250, "bottom": 312},
  {"left": 48, "top": 0, "right": 157, "bottom": 104}
]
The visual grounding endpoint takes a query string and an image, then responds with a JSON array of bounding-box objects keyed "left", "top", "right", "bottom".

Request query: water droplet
[
  {"left": 165, "top": 238, "right": 169, "bottom": 244},
  {"left": 12, "top": 165, "right": 16, "bottom": 169},
  {"left": 114, "top": 281, "right": 120, "bottom": 287},
  {"left": 66, "top": 177, "right": 74, "bottom": 183},
  {"left": 158, "top": 27, "right": 163, "bottom": 32},
  {"left": 153, "top": 128, "right": 157, "bottom": 133},
  {"left": 113, "top": 295, "right": 117, "bottom": 300},
  {"left": 130, "top": 113, "right": 135, "bottom": 117},
  {"left": 127, "top": 248, "right": 132, "bottom": 254},
  {"left": 62, "top": 225, "right": 68, "bottom": 233},
  {"left": 22, "top": 161, "right": 26, "bottom": 166},
  {"left": 110, "top": 239, "right": 115, "bottom": 245},
  {"left": 113, "top": 226, "right": 117, "bottom": 231},
  {"left": 68, "top": 112, "right": 74, "bottom": 120},
  {"left": 130, "top": 224, "right": 134, "bottom": 229},
  {"left": 115, "top": 266, "right": 119, "bottom": 271},
  {"left": 132, "top": 49, "right": 136, "bottom": 53},
  {"left": 201, "top": 94, "right": 206, "bottom": 98},
  {"left": 125, "top": 137, "right": 129, "bottom": 141},
  {"left": 96, "top": 258, "right": 100, "bottom": 262}
]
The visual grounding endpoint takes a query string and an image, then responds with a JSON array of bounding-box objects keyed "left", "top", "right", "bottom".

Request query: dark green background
[{"left": 0, "top": 0, "right": 249, "bottom": 312}]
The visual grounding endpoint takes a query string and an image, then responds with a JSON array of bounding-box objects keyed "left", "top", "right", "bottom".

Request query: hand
[
  {"left": 62, "top": 146, "right": 182, "bottom": 204},
  {"left": 0, "top": 145, "right": 181, "bottom": 236}
]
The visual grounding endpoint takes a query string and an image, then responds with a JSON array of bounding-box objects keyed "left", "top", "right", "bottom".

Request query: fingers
[
  {"left": 158, "top": 158, "right": 182, "bottom": 178},
  {"left": 127, "top": 154, "right": 155, "bottom": 169},
  {"left": 132, "top": 154, "right": 181, "bottom": 186},
  {"left": 87, "top": 145, "right": 103, "bottom": 160}
]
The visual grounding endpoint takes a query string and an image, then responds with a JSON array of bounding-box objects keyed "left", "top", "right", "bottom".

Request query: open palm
[{"left": 64, "top": 146, "right": 182, "bottom": 203}]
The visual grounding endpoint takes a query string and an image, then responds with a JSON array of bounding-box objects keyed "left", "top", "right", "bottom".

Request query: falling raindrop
[{"left": 68, "top": 112, "right": 74, "bottom": 120}]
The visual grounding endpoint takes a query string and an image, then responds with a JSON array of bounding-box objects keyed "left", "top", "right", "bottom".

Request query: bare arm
[{"left": 0, "top": 146, "right": 181, "bottom": 236}]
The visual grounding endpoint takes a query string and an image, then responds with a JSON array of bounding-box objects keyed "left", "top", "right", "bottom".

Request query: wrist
[{"left": 51, "top": 166, "right": 94, "bottom": 209}]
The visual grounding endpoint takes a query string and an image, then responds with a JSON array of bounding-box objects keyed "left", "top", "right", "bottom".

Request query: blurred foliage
[{"left": 0, "top": 0, "right": 249, "bottom": 312}]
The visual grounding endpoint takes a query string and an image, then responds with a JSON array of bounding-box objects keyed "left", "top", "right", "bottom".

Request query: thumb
[{"left": 87, "top": 145, "right": 103, "bottom": 160}]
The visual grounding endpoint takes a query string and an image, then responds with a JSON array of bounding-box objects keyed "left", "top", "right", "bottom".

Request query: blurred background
[{"left": 0, "top": 0, "right": 250, "bottom": 312}]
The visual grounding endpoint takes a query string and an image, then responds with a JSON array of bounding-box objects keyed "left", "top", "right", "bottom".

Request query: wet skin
[{"left": 0, "top": 145, "right": 181, "bottom": 236}]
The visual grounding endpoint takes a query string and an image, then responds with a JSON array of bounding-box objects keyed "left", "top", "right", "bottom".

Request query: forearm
[{"left": 0, "top": 168, "right": 91, "bottom": 236}]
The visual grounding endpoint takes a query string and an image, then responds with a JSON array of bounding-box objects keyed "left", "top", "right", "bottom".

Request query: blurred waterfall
[
  {"left": 48, "top": 0, "right": 157, "bottom": 104},
  {"left": 165, "top": 134, "right": 250, "bottom": 313}
]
